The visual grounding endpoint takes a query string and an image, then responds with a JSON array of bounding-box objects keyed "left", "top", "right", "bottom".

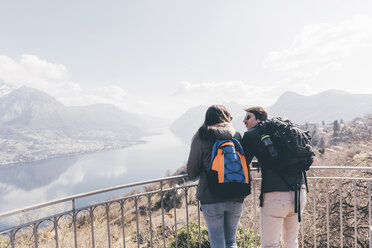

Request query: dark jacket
[
  {"left": 187, "top": 122, "right": 244, "bottom": 204},
  {"left": 242, "top": 124, "right": 305, "bottom": 194}
]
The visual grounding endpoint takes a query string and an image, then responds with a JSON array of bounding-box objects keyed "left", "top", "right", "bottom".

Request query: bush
[
  {"left": 168, "top": 222, "right": 210, "bottom": 248},
  {"left": 168, "top": 222, "right": 257, "bottom": 248},
  {"left": 236, "top": 226, "right": 257, "bottom": 247},
  {"left": 153, "top": 190, "right": 182, "bottom": 212}
]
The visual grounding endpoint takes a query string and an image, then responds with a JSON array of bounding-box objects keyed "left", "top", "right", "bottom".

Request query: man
[{"left": 241, "top": 106, "right": 307, "bottom": 248}]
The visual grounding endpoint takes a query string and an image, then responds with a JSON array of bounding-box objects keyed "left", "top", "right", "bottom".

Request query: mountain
[
  {"left": 0, "top": 86, "right": 68, "bottom": 131},
  {"left": 170, "top": 103, "right": 247, "bottom": 144},
  {"left": 267, "top": 90, "right": 372, "bottom": 124},
  {"left": 0, "top": 86, "right": 169, "bottom": 165},
  {"left": 0, "top": 81, "right": 17, "bottom": 98},
  {"left": 0, "top": 86, "right": 169, "bottom": 136},
  {"left": 170, "top": 90, "right": 372, "bottom": 144},
  {"left": 170, "top": 105, "right": 208, "bottom": 144}
]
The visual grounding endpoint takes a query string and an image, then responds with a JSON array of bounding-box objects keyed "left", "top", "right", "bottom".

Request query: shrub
[
  {"left": 168, "top": 222, "right": 257, "bottom": 248},
  {"left": 153, "top": 190, "right": 182, "bottom": 212},
  {"left": 236, "top": 226, "right": 257, "bottom": 247},
  {"left": 168, "top": 222, "right": 210, "bottom": 248}
]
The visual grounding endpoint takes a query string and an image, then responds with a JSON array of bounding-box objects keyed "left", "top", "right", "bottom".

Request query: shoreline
[{"left": 0, "top": 139, "right": 147, "bottom": 167}]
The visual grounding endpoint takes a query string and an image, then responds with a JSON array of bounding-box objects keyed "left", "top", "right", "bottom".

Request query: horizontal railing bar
[
  {"left": 310, "top": 166, "right": 372, "bottom": 170},
  {"left": 0, "top": 184, "right": 200, "bottom": 233},
  {"left": 241, "top": 177, "right": 371, "bottom": 181},
  {"left": 0, "top": 208, "right": 74, "bottom": 235},
  {"left": 0, "top": 184, "right": 200, "bottom": 234},
  {"left": 248, "top": 166, "right": 372, "bottom": 171},
  {"left": 1, "top": 166, "right": 370, "bottom": 219},
  {"left": 307, "top": 177, "right": 372, "bottom": 181},
  {"left": 246, "top": 177, "right": 372, "bottom": 181},
  {"left": 0, "top": 174, "right": 188, "bottom": 219},
  {"left": 74, "top": 183, "right": 199, "bottom": 212}
]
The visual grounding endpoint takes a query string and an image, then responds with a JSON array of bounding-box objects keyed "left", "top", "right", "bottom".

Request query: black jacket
[{"left": 242, "top": 124, "right": 305, "bottom": 193}]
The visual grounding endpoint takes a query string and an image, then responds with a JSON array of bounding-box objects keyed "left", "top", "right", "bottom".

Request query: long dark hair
[{"left": 198, "top": 105, "right": 232, "bottom": 140}]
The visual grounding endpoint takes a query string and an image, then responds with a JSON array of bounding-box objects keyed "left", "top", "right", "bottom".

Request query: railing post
[
  {"left": 10, "top": 229, "right": 15, "bottom": 248},
  {"left": 105, "top": 203, "right": 112, "bottom": 248},
  {"left": 185, "top": 187, "right": 190, "bottom": 248},
  {"left": 242, "top": 200, "right": 246, "bottom": 248},
  {"left": 160, "top": 181, "right": 166, "bottom": 248},
  {"left": 339, "top": 181, "right": 343, "bottom": 248},
  {"left": 301, "top": 214, "right": 304, "bottom": 248},
  {"left": 326, "top": 181, "right": 330, "bottom": 248},
  {"left": 120, "top": 200, "right": 126, "bottom": 248},
  {"left": 197, "top": 200, "right": 201, "bottom": 248},
  {"left": 54, "top": 216, "right": 59, "bottom": 248},
  {"left": 34, "top": 223, "right": 39, "bottom": 248},
  {"left": 72, "top": 199, "right": 78, "bottom": 248},
  {"left": 353, "top": 181, "right": 357, "bottom": 248},
  {"left": 253, "top": 179, "right": 258, "bottom": 248},
  {"left": 313, "top": 180, "right": 317, "bottom": 248},
  {"left": 173, "top": 190, "right": 178, "bottom": 248},
  {"left": 368, "top": 182, "right": 371, "bottom": 244},
  {"left": 135, "top": 197, "right": 140, "bottom": 248},
  {"left": 89, "top": 207, "right": 95, "bottom": 248},
  {"left": 147, "top": 195, "right": 153, "bottom": 248}
]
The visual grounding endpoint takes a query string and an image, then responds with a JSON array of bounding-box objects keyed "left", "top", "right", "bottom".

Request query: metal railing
[{"left": 0, "top": 166, "right": 371, "bottom": 248}]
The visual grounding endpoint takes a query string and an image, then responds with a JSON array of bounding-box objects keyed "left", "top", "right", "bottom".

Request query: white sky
[{"left": 1, "top": 0, "right": 372, "bottom": 120}]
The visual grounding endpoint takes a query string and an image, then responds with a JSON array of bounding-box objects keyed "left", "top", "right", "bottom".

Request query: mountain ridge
[
  {"left": 170, "top": 90, "right": 372, "bottom": 144},
  {"left": 0, "top": 86, "right": 170, "bottom": 135},
  {"left": 267, "top": 90, "right": 372, "bottom": 124},
  {"left": 0, "top": 86, "right": 169, "bottom": 165}
]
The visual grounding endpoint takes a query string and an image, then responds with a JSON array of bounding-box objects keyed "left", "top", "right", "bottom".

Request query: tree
[
  {"left": 333, "top": 120, "right": 340, "bottom": 136},
  {"left": 319, "top": 137, "right": 325, "bottom": 149},
  {"left": 311, "top": 128, "right": 321, "bottom": 147}
]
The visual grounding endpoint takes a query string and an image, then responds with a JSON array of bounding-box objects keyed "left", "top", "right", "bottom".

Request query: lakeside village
[{"left": 0, "top": 131, "right": 145, "bottom": 166}]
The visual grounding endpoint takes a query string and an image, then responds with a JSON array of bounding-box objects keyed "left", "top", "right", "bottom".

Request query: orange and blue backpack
[{"left": 207, "top": 138, "right": 251, "bottom": 198}]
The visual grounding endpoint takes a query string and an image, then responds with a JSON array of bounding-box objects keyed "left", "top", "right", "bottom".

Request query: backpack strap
[
  {"left": 259, "top": 169, "right": 264, "bottom": 207},
  {"left": 303, "top": 171, "right": 309, "bottom": 193},
  {"left": 264, "top": 167, "right": 304, "bottom": 222},
  {"left": 295, "top": 188, "right": 301, "bottom": 222}
]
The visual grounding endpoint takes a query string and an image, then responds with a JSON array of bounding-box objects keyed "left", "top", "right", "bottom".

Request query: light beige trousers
[{"left": 260, "top": 189, "right": 307, "bottom": 248}]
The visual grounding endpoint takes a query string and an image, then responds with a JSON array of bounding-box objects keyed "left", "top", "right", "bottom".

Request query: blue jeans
[{"left": 201, "top": 201, "right": 243, "bottom": 248}]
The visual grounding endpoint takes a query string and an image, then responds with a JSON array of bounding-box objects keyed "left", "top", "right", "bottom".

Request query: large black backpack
[
  {"left": 257, "top": 117, "right": 314, "bottom": 175},
  {"left": 257, "top": 117, "right": 314, "bottom": 222}
]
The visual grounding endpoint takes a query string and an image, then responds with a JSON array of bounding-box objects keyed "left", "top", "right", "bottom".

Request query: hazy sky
[{"left": 1, "top": 0, "right": 372, "bottom": 119}]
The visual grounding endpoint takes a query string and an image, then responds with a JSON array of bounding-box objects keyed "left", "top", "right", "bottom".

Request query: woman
[{"left": 186, "top": 104, "right": 244, "bottom": 248}]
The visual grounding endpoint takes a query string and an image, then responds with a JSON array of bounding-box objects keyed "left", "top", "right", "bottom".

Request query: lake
[{"left": 0, "top": 130, "right": 190, "bottom": 215}]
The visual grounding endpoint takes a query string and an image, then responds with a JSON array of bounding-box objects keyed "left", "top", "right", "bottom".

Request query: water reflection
[
  {"left": 0, "top": 130, "right": 189, "bottom": 214},
  {"left": 0, "top": 157, "right": 77, "bottom": 190}
]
